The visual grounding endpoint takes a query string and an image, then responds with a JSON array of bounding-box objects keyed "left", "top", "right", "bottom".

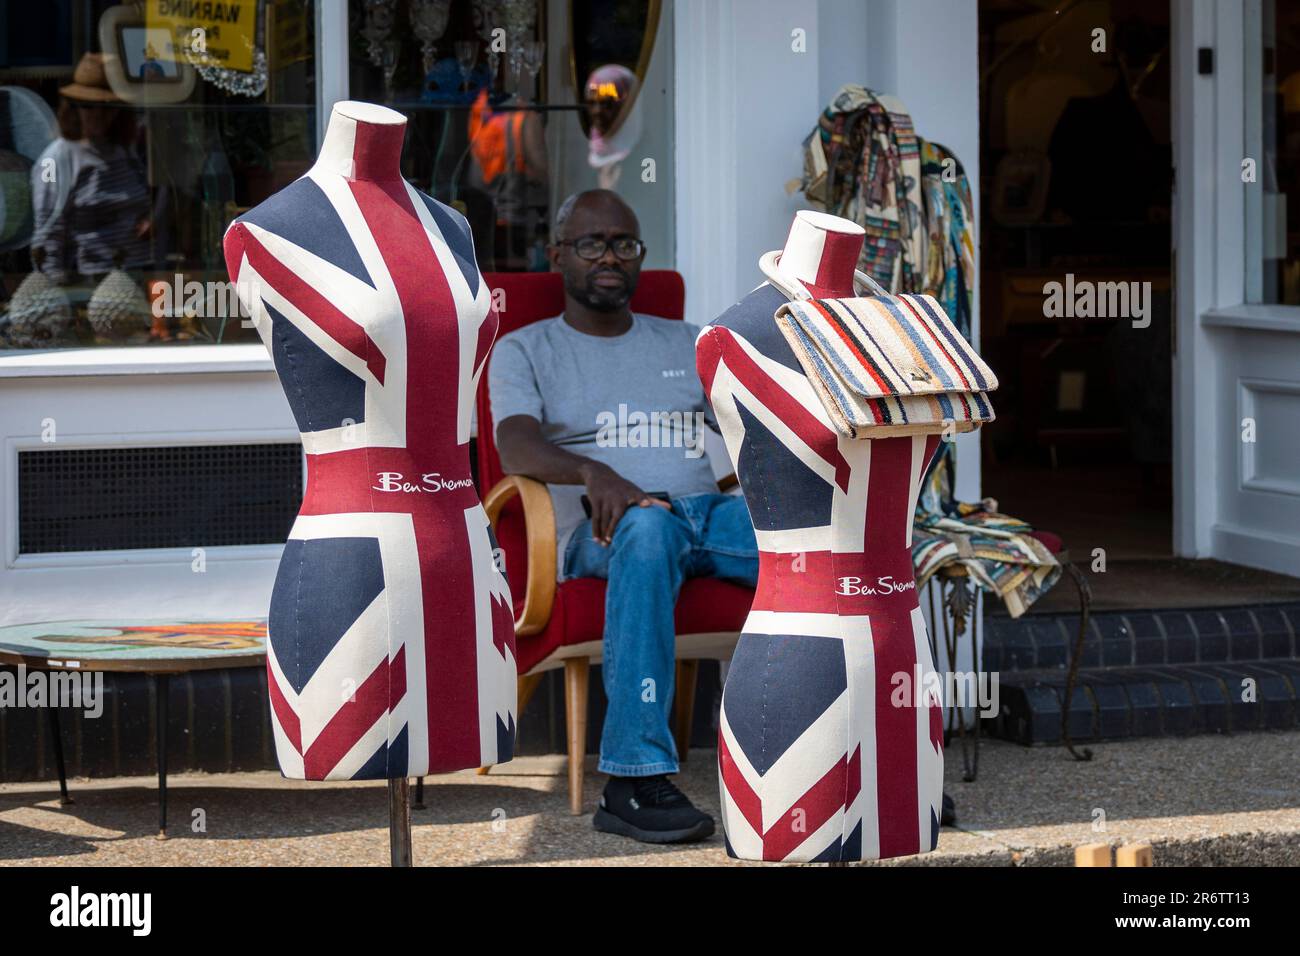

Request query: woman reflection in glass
[{"left": 30, "top": 53, "right": 151, "bottom": 286}]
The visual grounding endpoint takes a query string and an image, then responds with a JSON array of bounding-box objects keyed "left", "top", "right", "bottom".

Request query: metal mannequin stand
[
  {"left": 389, "top": 778, "right": 412, "bottom": 866},
  {"left": 928, "top": 565, "right": 983, "bottom": 782}
]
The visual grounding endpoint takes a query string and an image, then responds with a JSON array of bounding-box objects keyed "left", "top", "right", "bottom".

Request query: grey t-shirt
[{"left": 489, "top": 313, "right": 719, "bottom": 567}]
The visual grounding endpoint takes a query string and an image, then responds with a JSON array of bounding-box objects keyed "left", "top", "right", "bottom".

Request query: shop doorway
[{"left": 978, "top": 0, "right": 1183, "bottom": 607}]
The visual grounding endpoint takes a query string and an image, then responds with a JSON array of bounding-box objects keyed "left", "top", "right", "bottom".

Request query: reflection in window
[
  {"left": 0, "top": 0, "right": 317, "bottom": 349},
  {"left": 0, "top": 0, "right": 673, "bottom": 350},
  {"left": 349, "top": 0, "right": 554, "bottom": 272},
  {"left": 347, "top": 0, "right": 670, "bottom": 275}
]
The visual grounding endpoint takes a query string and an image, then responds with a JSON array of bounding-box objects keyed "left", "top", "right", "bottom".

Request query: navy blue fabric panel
[
  {"left": 734, "top": 400, "right": 832, "bottom": 530},
  {"left": 496, "top": 713, "right": 516, "bottom": 763},
  {"left": 269, "top": 536, "right": 385, "bottom": 695},
  {"left": 417, "top": 192, "right": 479, "bottom": 297},
  {"left": 843, "top": 819, "right": 863, "bottom": 860},
  {"left": 387, "top": 724, "right": 408, "bottom": 776},
  {"left": 268, "top": 301, "right": 367, "bottom": 434},
  {"left": 238, "top": 177, "right": 374, "bottom": 288},
  {"left": 930, "top": 808, "right": 940, "bottom": 850},
  {"left": 351, "top": 725, "right": 408, "bottom": 779},
  {"left": 725, "top": 632, "right": 847, "bottom": 775},
  {"left": 353, "top": 739, "right": 388, "bottom": 779},
  {"left": 710, "top": 284, "right": 804, "bottom": 374},
  {"left": 810, "top": 836, "right": 843, "bottom": 863}
]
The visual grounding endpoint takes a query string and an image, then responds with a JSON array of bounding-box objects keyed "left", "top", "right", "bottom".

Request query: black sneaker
[
  {"left": 593, "top": 775, "right": 716, "bottom": 844},
  {"left": 941, "top": 792, "right": 957, "bottom": 827}
]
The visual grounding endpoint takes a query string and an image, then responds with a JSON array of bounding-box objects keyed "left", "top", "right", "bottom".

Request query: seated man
[{"left": 490, "top": 189, "right": 758, "bottom": 844}]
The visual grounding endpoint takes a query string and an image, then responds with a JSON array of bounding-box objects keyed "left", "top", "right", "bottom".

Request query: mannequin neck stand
[
  {"left": 775, "top": 210, "right": 865, "bottom": 299},
  {"left": 315, "top": 100, "right": 407, "bottom": 182}
]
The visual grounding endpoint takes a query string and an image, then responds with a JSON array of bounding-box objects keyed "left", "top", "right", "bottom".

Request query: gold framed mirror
[{"left": 569, "top": 0, "right": 662, "bottom": 139}]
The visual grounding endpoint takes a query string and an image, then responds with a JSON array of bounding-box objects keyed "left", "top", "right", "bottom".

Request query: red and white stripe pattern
[
  {"left": 224, "top": 111, "right": 516, "bottom": 780},
  {"left": 698, "top": 298, "right": 945, "bottom": 862}
]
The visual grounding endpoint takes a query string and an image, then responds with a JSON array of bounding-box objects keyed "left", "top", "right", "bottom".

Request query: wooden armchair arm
[
  {"left": 717, "top": 473, "right": 739, "bottom": 493},
  {"left": 483, "top": 475, "right": 557, "bottom": 638}
]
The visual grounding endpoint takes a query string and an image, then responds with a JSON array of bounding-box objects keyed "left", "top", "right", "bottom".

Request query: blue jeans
[{"left": 562, "top": 492, "right": 759, "bottom": 777}]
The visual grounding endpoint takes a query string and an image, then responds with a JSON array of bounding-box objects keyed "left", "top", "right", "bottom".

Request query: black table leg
[
  {"left": 47, "top": 707, "right": 72, "bottom": 806},
  {"left": 413, "top": 776, "right": 425, "bottom": 810},
  {"left": 155, "top": 673, "right": 169, "bottom": 840}
]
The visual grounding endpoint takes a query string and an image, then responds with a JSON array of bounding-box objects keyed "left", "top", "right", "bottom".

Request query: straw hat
[{"left": 59, "top": 53, "right": 122, "bottom": 104}]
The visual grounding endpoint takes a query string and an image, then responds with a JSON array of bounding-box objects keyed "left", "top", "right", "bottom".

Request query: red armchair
[{"left": 475, "top": 270, "right": 754, "bottom": 813}]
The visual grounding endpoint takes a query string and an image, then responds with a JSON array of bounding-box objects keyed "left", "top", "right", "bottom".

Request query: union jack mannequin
[
  {"left": 224, "top": 102, "right": 517, "bottom": 863},
  {"left": 697, "top": 210, "right": 953, "bottom": 862}
]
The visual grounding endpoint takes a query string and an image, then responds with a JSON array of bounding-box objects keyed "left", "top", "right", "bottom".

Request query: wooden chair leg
[
  {"left": 673, "top": 659, "right": 699, "bottom": 765},
  {"left": 564, "top": 659, "right": 590, "bottom": 816}
]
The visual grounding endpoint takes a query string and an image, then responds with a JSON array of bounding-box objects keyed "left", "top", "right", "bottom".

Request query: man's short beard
[{"left": 566, "top": 273, "right": 636, "bottom": 313}]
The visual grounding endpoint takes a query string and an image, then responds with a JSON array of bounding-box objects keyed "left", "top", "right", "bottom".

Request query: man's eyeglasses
[{"left": 556, "top": 235, "right": 646, "bottom": 261}]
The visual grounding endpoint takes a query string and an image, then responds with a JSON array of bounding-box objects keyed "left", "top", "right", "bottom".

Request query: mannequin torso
[
  {"left": 224, "top": 102, "right": 516, "bottom": 781},
  {"left": 697, "top": 211, "right": 944, "bottom": 862}
]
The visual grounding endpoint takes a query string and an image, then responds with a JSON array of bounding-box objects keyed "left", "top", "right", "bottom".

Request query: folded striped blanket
[
  {"left": 913, "top": 510, "right": 1062, "bottom": 619},
  {"left": 774, "top": 294, "right": 998, "bottom": 438}
]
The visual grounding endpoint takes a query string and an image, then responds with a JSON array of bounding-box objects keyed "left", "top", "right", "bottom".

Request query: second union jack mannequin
[
  {"left": 223, "top": 102, "right": 516, "bottom": 780},
  {"left": 697, "top": 210, "right": 988, "bottom": 862}
]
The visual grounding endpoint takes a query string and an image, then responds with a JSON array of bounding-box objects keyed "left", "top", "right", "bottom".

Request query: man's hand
[
  {"left": 494, "top": 415, "right": 670, "bottom": 545},
  {"left": 582, "top": 461, "right": 670, "bottom": 545}
]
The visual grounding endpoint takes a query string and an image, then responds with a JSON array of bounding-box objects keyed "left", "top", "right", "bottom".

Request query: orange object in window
[{"left": 468, "top": 89, "right": 526, "bottom": 185}]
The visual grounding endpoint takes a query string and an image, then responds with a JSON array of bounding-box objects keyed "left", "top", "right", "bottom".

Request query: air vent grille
[{"left": 18, "top": 444, "right": 303, "bottom": 554}]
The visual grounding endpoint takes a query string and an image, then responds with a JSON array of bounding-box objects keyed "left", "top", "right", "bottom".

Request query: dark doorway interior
[{"left": 978, "top": 0, "right": 1175, "bottom": 606}]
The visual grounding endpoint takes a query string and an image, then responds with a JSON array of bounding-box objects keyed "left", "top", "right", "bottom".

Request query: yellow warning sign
[{"left": 145, "top": 0, "right": 258, "bottom": 73}]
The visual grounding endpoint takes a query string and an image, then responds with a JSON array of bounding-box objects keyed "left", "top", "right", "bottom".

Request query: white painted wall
[
  {"left": 817, "top": 0, "right": 871, "bottom": 106},
  {"left": 0, "top": 353, "right": 295, "bottom": 627},
  {"left": 675, "top": 0, "right": 821, "bottom": 328}
]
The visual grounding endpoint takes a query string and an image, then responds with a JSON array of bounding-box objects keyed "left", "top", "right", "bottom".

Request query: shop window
[
  {"left": 0, "top": 0, "right": 317, "bottom": 349},
  {"left": 345, "top": 0, "right": 672, "bottom": 274},
  {"left": 0, "top": 0, "right": 672, "bottom": 350}
]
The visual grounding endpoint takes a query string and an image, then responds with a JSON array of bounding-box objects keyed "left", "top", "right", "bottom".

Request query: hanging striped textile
[{"left": 801, "top": 85, "right": 926, "bottom": 293}]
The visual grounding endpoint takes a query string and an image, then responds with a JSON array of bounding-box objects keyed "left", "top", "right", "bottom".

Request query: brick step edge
[
  {"left": 982, "top": 603, "right": 1300, "bottom": 672},
  {"left": 986, "top": 659, "right": 1300, "bottom": 744}
]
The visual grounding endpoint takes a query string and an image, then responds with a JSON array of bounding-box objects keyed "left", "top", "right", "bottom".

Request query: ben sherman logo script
[
  {"left": 835, "top": 575, "right": 917, "bottom": 597},
  {"left": 373, "top": 472, "right": 475, "bottom": 493}
]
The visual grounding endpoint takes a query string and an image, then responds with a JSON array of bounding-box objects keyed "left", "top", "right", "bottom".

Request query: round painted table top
[{"left": 0, "top": 620, "right": 268, "bottom": 673}]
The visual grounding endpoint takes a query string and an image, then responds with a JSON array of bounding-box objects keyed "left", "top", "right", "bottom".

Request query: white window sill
[
  {"left": 0, "top": 344, "right": 272, "bottom": 378},
  {"left": 1202, "top": 305, "right": 1300, "bottom": 335}
]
